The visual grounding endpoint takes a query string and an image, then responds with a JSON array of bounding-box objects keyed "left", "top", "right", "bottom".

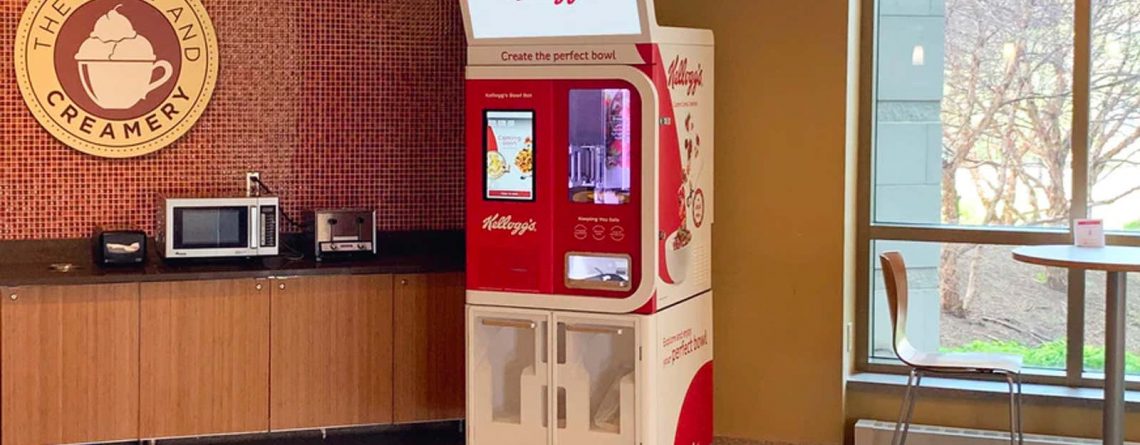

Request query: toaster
[
  {"left": 92, "top": 230, "right": 148, "bottom": 266},
  {"left": 308, "top": 210, "right": 377, "bottom": 261}
]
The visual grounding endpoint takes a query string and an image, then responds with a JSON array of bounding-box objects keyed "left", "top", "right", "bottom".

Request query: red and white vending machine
[{"left": 460, "top": 1, "right": 713, "bottom": 444}]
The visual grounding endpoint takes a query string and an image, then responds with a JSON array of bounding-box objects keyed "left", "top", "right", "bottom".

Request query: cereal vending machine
[{"left": 460, "top": 1, "right": 714, "bottom": 444}]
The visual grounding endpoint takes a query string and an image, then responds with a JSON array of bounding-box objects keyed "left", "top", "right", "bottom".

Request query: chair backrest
[{"left": 879, "top": 251, "right": 920, "bottom": 365}]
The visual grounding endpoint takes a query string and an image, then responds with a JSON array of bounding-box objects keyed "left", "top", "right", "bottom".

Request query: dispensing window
[
  {"left": 565, "top": 253, "right": 631, "bottom": 291},
  {"left": 568, "top": 89, "right": 632, "bottom": 205},
  {"left": 485, "top": 110, "right": 536, "bottom": 201}
]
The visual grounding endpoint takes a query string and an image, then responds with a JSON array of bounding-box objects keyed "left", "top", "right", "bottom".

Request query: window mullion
[{"left": 1068, "top": 0, "right": 1092, "bottom": 385}]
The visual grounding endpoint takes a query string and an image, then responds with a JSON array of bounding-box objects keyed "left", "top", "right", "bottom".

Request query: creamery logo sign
[{"left": 14, "top": 0, "right": 219, "bottom": 158}]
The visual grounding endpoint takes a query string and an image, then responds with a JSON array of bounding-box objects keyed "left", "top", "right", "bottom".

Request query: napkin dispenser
[{"left": 93, "top": 230, "right": 147, "bottom": 266}]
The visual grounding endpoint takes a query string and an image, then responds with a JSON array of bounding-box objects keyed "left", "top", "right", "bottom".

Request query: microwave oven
[{"left": 158, "top": 197, "right": 280, "bottom": 259}]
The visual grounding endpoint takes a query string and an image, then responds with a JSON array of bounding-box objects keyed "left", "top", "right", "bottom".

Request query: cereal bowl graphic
[
  {"left": 665, "top": 229, "right": 692, "bottom": 284},
  {"left": 74, "top": 5, "right": 173, "bottom": 110},
  {"left": 487, "top": 151, "right": 508, "bottom": 180}
]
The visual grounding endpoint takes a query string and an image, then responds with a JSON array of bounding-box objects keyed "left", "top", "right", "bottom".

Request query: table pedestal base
[{"left": 1105, "top": 271, "right": 1126, "bottom": 445}]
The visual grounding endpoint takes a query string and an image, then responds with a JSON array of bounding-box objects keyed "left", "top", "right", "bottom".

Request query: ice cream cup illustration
[
  {"left": 74, "top": 5, "right": 173, "bottom": 110},
  {"left": 665, "top": 230, "right": 691, "bottom": 284},
  {"left": 78, "top": 60, "right": 172, "bottom": 110}
]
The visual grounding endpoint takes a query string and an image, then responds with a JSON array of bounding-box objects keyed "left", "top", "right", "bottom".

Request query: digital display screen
[
  {"left": 485, "top": 110, "right": 536, "bottom": 201},
  {"left": 468, "top": 0, "right": 642, "bottom": 39}
]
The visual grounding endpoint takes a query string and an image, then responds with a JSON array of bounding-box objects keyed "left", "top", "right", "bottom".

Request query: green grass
[{"left": 944, "top": 340, "right": 1140, "bottom": 373}]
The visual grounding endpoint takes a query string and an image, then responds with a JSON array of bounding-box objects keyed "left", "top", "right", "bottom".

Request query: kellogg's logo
[
  {"left": 15, "top": 0, "right": 219, "bottom": 158},
  {"left": 667, "top": 56, "right": 704, "bottom": 96},
  {"left": 483, "top": 214, "right": 538, "bottom": 236}
]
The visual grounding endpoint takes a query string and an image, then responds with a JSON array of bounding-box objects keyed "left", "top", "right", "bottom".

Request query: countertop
[{"left": 0, "top": 231, "right": 465, "bottom": 287}]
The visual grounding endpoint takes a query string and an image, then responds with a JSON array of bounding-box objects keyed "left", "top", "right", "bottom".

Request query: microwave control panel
[{"left": 260, "top": 205, "right": 278, "bottom": 248}]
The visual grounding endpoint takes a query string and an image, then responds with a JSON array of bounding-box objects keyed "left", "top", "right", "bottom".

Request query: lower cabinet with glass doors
[{"left": 466, "top": 291, "right": 714, "bottom": 445}]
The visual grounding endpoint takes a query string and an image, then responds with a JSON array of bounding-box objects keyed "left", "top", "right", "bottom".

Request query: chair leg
[
  {"left": 891, "top": 369, "right": 916, "bottom": 445},
  {"left": 892, "top": 369, "right": 922, "bottom": 445},
  {"left": 1016, "top": 373, "right": 1024, "bottom": 445},
  {"left": 901, "top": 371, "right": 923, "bottom": 444},
  {"left": 1005, "top": 373, "right": 1022, "bottom": 445}
]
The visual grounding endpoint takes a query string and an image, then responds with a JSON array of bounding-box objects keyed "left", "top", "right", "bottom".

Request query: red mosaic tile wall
[{"left": 0, "top": 0, "right": 466, "bottom": 240}]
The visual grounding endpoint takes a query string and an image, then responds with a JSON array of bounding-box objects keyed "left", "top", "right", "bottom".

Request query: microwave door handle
[{"left": 250, "top": 206, "right": 258, "bottom": 250}]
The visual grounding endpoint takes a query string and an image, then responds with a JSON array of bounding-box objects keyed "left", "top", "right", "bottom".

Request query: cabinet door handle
[
  {"left": 279, "top": 283, "right": 286, "bottom": 290},
  {"left": 565, "top": 324, "right": 625, "bottom": 336},
  {"left": 255, "top": 284, "right": 263, "bottom": 291},
  {"left": 8, "top": 294, "right": 16, "bottom": 301},
  {"left": 481, "top": 318, "right": 537, "bottom": 330},
  {"left": 400, "top": 279, "right": 409, "bottom": 286}
]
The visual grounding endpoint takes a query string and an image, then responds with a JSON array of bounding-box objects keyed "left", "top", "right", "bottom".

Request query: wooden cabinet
[
  {"left": 0, "top": 283, "right": 140, "bottom": 445},
  {"left": 270, "top": 274, "right": 394, "bottom": 430},
  {"left": 0, "top": 271, "right": 464, "bottom": 443},
  {"left": 394, "top": 273, "right": 466, "bottom": 422},
  {"left": 140, "top": 279, "right": 270, "bottom": 438}
]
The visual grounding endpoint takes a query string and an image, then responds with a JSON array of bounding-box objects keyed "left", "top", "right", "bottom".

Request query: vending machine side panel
[
  {"left": 641, "top": 41, "right": 715, "bottom": 312},
  {"left": 652, "top": 290, "right": 714, "bottom": 445}
]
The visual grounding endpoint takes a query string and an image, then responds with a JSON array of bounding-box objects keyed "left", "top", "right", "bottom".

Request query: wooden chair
[{"left": 879, "top": 251, "right": 1024, "bottom": 445}]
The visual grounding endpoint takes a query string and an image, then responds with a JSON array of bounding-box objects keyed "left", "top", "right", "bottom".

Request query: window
[
  {"left": 568, "top": 89, "right": 633, "bottom": 205},
  {"left": 861, "top": 0, "right": 1140, "bottom": 387},
  {"left": 1090, "top": 1, "right": 1140, "bottom": 230}
]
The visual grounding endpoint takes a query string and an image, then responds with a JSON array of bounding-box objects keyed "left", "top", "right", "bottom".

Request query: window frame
[{"left": 855, "top": 0, "right": 1140, "bottom": 389}]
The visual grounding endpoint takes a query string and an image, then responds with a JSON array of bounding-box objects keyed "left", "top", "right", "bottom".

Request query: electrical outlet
[{"left": 246, "top": 172, "right": 261, "bottom": 197}]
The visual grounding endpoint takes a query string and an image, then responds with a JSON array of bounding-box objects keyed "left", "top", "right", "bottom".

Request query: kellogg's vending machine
[{"left": 460, "top": 1, "right": 714, "bottom": 444}]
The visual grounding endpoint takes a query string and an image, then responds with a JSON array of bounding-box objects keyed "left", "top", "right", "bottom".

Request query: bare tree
[{"left": 938, "top": 0, "right": 1140, "bottom": 315}]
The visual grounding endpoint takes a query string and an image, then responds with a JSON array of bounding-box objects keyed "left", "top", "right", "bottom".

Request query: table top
[{"left": 1012, "top": 245, "right": 1140, "bottom": 272}]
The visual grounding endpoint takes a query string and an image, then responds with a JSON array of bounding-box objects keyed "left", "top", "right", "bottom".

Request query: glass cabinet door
[
  {"left": 553, "top": 314, "right": 638, "bottom": 445},
  {"left": 469, "top": 308, "right": 551, "bottom": 445}
]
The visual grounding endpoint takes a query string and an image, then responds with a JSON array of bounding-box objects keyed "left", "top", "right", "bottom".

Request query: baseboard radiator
[{"left": 854, "top": 420, "right": 1123, "bottom": 445}]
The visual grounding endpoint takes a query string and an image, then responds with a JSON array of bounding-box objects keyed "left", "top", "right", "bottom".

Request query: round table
[{"left": 1013, "top": 245, "right": 1140, "bottom": 445}]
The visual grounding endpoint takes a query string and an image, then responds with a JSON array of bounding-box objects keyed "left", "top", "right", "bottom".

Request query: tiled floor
[
  {"left": 143, "top": 424, "right": 750, "bottom": 445},
  {"left": 207, "top": 431, "right": 462, "bottom": 445},
  {"left": 152, "top": 423, "right": 464, "bottom": 445}
]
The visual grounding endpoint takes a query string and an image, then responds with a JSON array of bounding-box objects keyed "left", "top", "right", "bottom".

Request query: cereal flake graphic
[{"left": 74, "top": 5, "right": 173, "bottom": 110}]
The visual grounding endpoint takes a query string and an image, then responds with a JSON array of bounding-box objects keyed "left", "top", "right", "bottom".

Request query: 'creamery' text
[{"left": 45, "top": 86, "right": 192, "bottom": 141}]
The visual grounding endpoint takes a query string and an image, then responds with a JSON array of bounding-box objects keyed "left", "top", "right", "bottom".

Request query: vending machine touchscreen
[{"left": 485, "top": 111, "right": 536, "bottom": 201}]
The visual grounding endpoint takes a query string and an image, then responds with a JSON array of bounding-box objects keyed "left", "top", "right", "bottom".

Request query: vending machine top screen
[{"left": 467, "top": 0, "right": 643, "bottom": 39}]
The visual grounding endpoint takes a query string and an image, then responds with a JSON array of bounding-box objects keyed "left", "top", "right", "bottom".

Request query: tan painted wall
[
  {"left": 654, "top": 1, "right": 854, "bottom": 444},
  {"left": 655, "top": 1, "right": 1140, "bottom": 444}
]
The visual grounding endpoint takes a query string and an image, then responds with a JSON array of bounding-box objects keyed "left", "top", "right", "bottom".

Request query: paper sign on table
[{"left": 1074, "top": 219, "right": 1106, "bottom": 248}]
